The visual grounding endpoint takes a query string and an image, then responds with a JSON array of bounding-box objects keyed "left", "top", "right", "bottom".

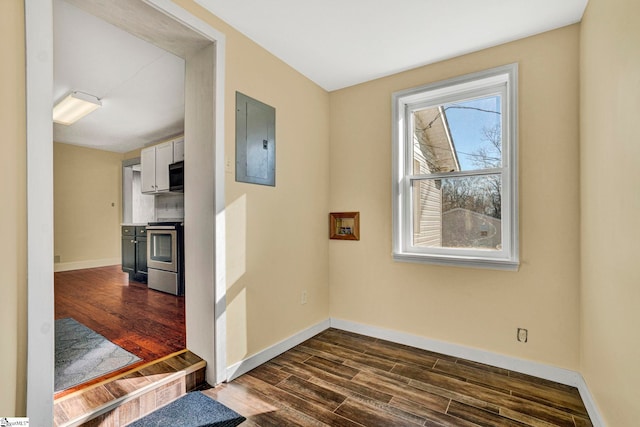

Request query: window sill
[{"left": 393, "top": 252, "right": 519, "bottom": 271}]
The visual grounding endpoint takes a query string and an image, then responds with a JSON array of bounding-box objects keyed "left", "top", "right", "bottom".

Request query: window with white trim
[{"left": 392, "top": 64, "right": 518, "bottom": 270}]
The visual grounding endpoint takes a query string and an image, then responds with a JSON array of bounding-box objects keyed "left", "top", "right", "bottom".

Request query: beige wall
[
  {"left": 580, "top": 0, "right": 640, "bottom": 425},
  {"left": 6, "top": 0, "right": 639, "bottom": 422},
  {"left": 54, "top": 143, "right": 123, "bottom": 268},
  {"left": 175, "top": 1, "right": 331, "bottom": 366},
  {"left": 0, "top": 0, "right": 27, "bottom": 416},
  {"left": 123, "top": 147, "right": 142, "bottom": 160},
  {"left": 329, "top": 25, "right": 582, "bottom": 369}
]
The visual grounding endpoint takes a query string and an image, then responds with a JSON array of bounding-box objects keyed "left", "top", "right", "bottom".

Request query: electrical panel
[{"left": 235, "top": 92, "right": 276, "bottom": 186}]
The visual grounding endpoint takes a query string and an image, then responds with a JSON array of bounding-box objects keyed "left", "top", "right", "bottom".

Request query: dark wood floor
[
  {"left": 54, "top": 265, "right": 186, "bottom": 396},
  {"left": 206, "top": 328, "right": 593, "bottom": 427}
]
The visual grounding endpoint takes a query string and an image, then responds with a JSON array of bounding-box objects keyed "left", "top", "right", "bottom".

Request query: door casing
[{"left": 24, "top": 1, "right": 227, "bottom": 424}]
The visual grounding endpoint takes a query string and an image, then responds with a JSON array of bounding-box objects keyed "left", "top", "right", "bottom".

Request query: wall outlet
[
  {"left": 517, "top": 328, "right": 528, "bottom": 343},
  {"left": 301, "top": 290, "right": 307, "bottom": 305}
]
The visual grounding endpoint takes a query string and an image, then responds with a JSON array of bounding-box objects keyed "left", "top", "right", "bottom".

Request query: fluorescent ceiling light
[{"left": 53, "top": 91, "right": 102, "bottom": 125}]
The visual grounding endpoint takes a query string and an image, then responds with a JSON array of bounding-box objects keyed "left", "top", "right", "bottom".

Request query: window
[{"left": 392, "top": 64, "right": 518, "bottom": 270}]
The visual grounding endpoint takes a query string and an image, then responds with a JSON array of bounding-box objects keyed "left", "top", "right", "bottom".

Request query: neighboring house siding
[
  {"left": 413, "top": 177, "right": 442, "bottom": 247},
  {"left": 411, "top": 108, "right": 457, "bottom": 247},
  {"left": 412, "top": 113, "right": 440, "bottom": 247}
]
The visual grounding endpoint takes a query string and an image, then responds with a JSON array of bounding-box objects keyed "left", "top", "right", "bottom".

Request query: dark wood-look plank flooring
[
  {"left": 54, "top": 265, "right": 186, "bottom": 397},
  {"left": 206, "top": 329, "right": 593, "bottom": 427}
]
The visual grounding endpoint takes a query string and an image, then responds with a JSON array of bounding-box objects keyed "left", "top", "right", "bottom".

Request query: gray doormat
[
  {"left": 128, "top": 391, "right": 246, "bottom": 427},
  {"left": 55, "top": 317, "right": 141, "bottom": 392}
]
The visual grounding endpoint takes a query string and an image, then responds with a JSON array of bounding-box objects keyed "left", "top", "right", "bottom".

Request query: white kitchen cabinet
[
  {"left": 141, "top": 141, "right": 174, "bottom": 193},
  {"left": 173, "top": 137, "right": 184, "bottom": 162},
  {"left": 155, "top": 141, "right": 174, "bottom": 191},
  {"left": 141, "top": 146, "right": 157, "bottom": 193}
]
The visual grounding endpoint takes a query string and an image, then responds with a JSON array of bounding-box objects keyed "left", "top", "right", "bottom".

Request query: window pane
[
  {"left": 412, "top": 175, "right": 502, "bottom": 250},
  {"left": 412, "top": 95, "right": 501, "bottom": 174}
]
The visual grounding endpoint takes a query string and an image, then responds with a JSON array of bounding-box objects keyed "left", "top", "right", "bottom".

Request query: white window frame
[{"left": 392, "top": 63, "right": 519, "bottom": 270}]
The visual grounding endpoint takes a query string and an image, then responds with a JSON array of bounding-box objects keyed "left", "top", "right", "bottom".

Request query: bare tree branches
[
  {"left": 442, "top": 123, "right": 502, "bottom": 219},
  {"left": 420, "top": 105, "right": 500, "bottom": 131}
]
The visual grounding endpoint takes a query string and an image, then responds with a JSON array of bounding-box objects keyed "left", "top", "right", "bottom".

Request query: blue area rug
[
  {"left": 55, "top": 317, "right": 141, "bottom": 392},
  {"left": 128, "top": 391, "right": 246, "bottom": 427}
]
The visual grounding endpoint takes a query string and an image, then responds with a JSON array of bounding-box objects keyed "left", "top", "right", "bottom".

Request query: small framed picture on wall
[{"left": 329, "top": 212, "right": 360, "bottom": 240}]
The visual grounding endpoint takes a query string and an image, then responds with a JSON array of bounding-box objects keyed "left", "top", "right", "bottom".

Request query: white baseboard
[
  {"left": 330, "top": 318, "right": 605, "bottom": 427},
  {"left": 225, "top": 319, "right": 331, "bottom": 381},
  {"left": 54, "top": 258, "right": 121, "bottom": 272},
  {"left": 224, "top": 317, "right": 605, "bottom": 426},
  {"left": 575, "top": 376, "right": 606, "bottom": 427},
  {"left": 330, "top": 318, "right": 581, "bottom": 384}
]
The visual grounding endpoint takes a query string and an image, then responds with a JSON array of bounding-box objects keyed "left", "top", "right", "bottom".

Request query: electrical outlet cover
[{"left": 517, "top": 328, "right": 528, "bottom": 343}]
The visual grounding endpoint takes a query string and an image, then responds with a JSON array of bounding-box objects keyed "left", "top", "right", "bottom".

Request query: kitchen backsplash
[
  {"left": 132, "top": 171, "right": 155, "bottom": 224},
  {"left": 155, "top": 193, "right": 184, "bottom": 221}
]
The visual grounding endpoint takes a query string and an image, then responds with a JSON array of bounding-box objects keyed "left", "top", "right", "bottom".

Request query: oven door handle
[{"left": 147, "top": 226, "right": 177, "bottom": 230}]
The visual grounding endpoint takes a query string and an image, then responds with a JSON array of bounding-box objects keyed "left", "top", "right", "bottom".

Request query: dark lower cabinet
[
  {"left": 122, "top": 236, "right": 136, "bottom": 274},
  {"left": 136, "top": 235, "right": 147, "bottom": 277},
  {"left": 122, "top": 226, "right": 147, "bottom": 282}
]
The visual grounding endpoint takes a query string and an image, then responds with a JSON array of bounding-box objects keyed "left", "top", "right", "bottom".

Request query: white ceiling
[
  {"left": 53, "top": 0, "right": 185, "bottom": 153},
  {"left": 54, "top": 0, "right": 588, "bottom": 152},
  {"left": 195, "top": 0, "right": 588, "bottom": 91}
]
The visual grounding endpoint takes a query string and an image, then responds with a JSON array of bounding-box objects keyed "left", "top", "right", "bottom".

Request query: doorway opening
[
  {"left": 51, "top": 0, "right": 189, "bottom": 395},
  {"left": 26, "top": 0, "right": 227, "bottom": 423}
]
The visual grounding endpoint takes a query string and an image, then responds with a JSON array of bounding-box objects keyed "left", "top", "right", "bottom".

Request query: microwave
[{"left": 169, "top": 161, "right": 184, "bottom": 192}]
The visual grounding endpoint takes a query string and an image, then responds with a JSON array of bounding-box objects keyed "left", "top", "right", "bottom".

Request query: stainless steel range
[{"left": 146, "top": 221, "right": 184, "bottom": 295}]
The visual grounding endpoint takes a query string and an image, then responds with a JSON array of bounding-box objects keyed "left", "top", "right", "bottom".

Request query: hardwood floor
[
  {"left": 55, "top": 269, "right": 593, "bottom": 425},
  {"left": 54, "top": 265, "right": 186, "bottom": 396},
  {"left": 205, "top": 329, "right": 593, "bottom": 427}
]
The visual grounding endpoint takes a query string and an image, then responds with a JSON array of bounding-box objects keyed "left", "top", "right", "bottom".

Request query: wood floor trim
[
  {"left": 58, "top": 373, "right": 187, "bottom": 427},
  {"left": 53, "top": 349, "right": 192, "bottom": 404},
  {"left": 225, "top": 317, "right": 604, "bottom": 426},
  {"left": 54, "top": 351, "right": 206, "bottom": 427}
]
